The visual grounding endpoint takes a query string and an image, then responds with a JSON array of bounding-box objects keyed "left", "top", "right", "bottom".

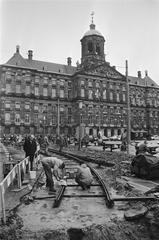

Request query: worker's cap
[{"left": 81, "top": 163, "right": 87, "bottom": 168}]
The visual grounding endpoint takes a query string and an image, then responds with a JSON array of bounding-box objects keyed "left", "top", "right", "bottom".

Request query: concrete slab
[{"left": 120, "top": 176, "right": 159, "bottom": 193}]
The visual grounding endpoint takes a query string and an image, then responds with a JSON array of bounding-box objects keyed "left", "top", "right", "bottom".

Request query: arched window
[
  {"left": 96, "top": 44, "right": 100, "bottom": 55},
  {"left": 88, "top": 41, "right": 93, "bottom": 53}
]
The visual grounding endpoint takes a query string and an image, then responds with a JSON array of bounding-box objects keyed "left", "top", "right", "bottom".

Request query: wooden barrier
[
  {"left": 0, "top": 164, "right": 18, "bottom": 223},
  {"left": 0, "top": 148, "right": 40, "bottom": 224}
]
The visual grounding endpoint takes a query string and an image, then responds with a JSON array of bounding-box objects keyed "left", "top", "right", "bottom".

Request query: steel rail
[
  {"left": 60, "top": 195, "right": 157, "bottom": 201},
  {"left": 87, "top": 163, "right": 114, "bottom": 208},
  {"left": 53, "top": 185, "right": 66, "bottom": 208},
  {"left": 49, "top": 148, "right": 114, "bottom": 208},
  {"left": 48, "top": 148, "right": 114, "bottom": 167}
]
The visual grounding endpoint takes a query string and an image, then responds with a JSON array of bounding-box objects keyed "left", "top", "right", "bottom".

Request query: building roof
[
  {"left": 128, "top": 75, "right": 159, "bottom": 88},
  {"left": 3, "top": 47, "right": 159, "bottom": 88},
  {"left": 143, "top": 75, "right": 159, "bottom": 88},
  {"left": 5, "top": 48, "right": 76, "bottom": 75}
]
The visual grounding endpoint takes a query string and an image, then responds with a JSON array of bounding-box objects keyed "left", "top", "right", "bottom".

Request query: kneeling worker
[
  {"left": 41, "top": 157, "right": 65, "bottom": 194},
  {"left": 75, "top": 163, "right": 93, "bottom": 190}
]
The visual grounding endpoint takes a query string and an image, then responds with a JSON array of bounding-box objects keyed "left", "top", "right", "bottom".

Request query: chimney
[
  {"left": 137, "top": 71, "right": 141, "bottom": 78},
  {"left": 112, "top": 66, "right": 116, "bottom": 69},
  {"left": 145, "top": 70, "right": 148, "bottom": 77},
  {"left": 28, "top": 50, "right": 33, "bottom": 60},
  {"left": 16, "top": 45, "right": 20, "bottom": 53},
  {"left": 67, "top": 57, "right": 72, "bottom": 66}
]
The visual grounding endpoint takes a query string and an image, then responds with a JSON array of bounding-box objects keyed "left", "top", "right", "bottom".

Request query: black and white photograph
[{"left": 0, "top": 0, "right": 159, "bottom": 239}]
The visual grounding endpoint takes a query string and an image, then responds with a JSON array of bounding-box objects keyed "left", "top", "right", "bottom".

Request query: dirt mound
[{"left": 0, "top": 214, "right": 152, "bottom": 240}]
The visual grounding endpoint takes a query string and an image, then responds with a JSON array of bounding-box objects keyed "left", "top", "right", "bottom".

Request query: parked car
[
  {"left": 102, "top": 136, "right": 109, "bottom": 142},
  {"left": 97, "top": 136, "right": 109, "bottom": 146},
  {"left": 109, "top": 135, "right": 120, "bottom": 141},
  {"left": 151, "top": 135, "right": 159, "bottom": 140}
]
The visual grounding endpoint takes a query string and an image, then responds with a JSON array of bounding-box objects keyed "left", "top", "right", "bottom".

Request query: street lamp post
[
  {"left": 57, "top": 97, "right": 60, "bottom": 136},
  {"left": 78, "top": 101, "right": 83, "bottom": 150},
  {"left": 57, "top": 81, "right": 60, "bottom": 136},
  {"left": 126, "top": 60, "right": 131, "bottom": 154},
  {"left": 43, "top": 116, "right": 46, "bottom": 137}
]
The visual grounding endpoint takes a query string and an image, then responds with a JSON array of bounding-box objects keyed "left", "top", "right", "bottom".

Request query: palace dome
[{"left": 83, "top": 23, "right": 103, "bottom": 38}]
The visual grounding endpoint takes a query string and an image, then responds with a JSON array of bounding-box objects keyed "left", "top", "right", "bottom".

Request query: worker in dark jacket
[
  {"left": 23, "top": 135, "right": 37, "bottom": 171},
  {"left": 75, "top": 163, "right": 93, "bottom": 190},
  {"left": 41, "top": 157, "right": 65, "bottom": 194},
  {"left": 29, "top": 135, "right": 37, "bottom": 170},
  {"left": 23, "top": 135, "right": 30, "bottom": 158}
]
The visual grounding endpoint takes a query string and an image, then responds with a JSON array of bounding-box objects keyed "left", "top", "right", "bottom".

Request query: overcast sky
[{"left": 1, "top": 0, "right": 159, "bottom": 84}]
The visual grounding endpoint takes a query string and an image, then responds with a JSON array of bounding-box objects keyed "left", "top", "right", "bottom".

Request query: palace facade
[{"left": 0, "top": 21, "right": 159, "bottom": 139}]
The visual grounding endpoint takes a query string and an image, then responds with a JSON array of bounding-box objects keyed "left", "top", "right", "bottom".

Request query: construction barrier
[{"left": 0, "top": 148, "right": 40, "bottom": 224}]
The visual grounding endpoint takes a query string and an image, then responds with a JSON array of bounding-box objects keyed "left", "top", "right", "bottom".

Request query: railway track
[
  {"left": 16, "top": 148, "right": 158, "bottom": 232},
  {"left": 47, "top": 148, "right": 156, "bottom": 209},
  {"left": 48, "top": 149, "right": 114, "bottom": 209}
]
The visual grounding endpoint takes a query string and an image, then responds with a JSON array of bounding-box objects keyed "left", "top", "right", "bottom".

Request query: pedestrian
[
  {"left": 41, "top": 156, "right": 65, "bottom": 194},
  {"left": 23, "top": 135, "right": 37, "bottom": 171},
  {"left": 23, "top": 135, "right": 30, "bottom": 158},
  {"left": 83, "top": 134, "right": 89, "bottom": 147},
  {"left": 29, "top": 135, "right": 37, "bottom": 170},
  {"left": 75, "top": 163, "right": 93, "bottom": 190},
  {"left": 57, "top": 135, "right": 64, "bottom": 152},
  {"left": 44, "top": 136, "right": 49, "bottom": 153}
]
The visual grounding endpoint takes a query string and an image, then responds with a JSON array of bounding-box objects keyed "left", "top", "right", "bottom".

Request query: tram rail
[
  {"left": 48, "top": 148, "right": 114, "bottom": 209},
  {"left": 48, "top": 148, "right": 157, "bottom": 209}
]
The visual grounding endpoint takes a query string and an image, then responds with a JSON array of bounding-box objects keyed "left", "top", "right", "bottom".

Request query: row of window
[
  {"left": 4, "top": 101, "right": 127, "bottom": 116},
  {"left": 80, "top": 79, "right": 126, "bottom": 91},
  {"left": 5, "top": 83, "right": 127, "bottom": 101},
  {"left": 4, "top": 102, "right": 71, "bottom": 112},
  {"left": 130, "top": 97, "right": 159, "bottom": 107},
  {"left": 6, "top": 71, "right": 127, "bottom": 91},
  {"left": 132, "top": 110, "right": 159, "bottom": 118},
  {"left": 5, "top": 84, "right": 68, "bottom": 98},
  {"left": 5, "top": 72, "right": 69, "bottom": 86},
  {"left": 4, "top": 113, "right": 127, "bottom": 126},
  {"left": 81, "top": 88, "right": 126, "bottom": 101},
  {"left": 4, "top": 113, "right": 72, "bottom": 125}
]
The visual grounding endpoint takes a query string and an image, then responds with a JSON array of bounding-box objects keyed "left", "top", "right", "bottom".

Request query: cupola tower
[{"left": 80, "top": 12, "right": 105, "bottom": 66}]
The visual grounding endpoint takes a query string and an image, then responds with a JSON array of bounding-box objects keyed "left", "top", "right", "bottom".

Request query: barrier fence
[{"left": 0, "top": 148, "right": 40, "bottom": 224}]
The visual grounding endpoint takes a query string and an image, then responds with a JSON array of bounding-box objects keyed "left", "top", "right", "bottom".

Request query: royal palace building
[{"left": 0, "top": 20, "right": 159, "bottom": 139}]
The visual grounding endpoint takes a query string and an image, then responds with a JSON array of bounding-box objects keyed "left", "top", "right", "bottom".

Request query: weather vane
[{"left": 91, "top": 11, "right": 95, "bottom": 24}]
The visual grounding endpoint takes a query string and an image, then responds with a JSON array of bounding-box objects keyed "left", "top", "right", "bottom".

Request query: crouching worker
[
  {"left": 41, "top": 157, "right": 65, "bottom": 194},
  {"left": 75, "top": 163, "right": 93, "bottom": 190}
]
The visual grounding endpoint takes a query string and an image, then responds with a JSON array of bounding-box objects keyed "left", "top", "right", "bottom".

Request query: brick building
[{"left": 0, "top": 21, "right": 159, "bottom": 139}]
